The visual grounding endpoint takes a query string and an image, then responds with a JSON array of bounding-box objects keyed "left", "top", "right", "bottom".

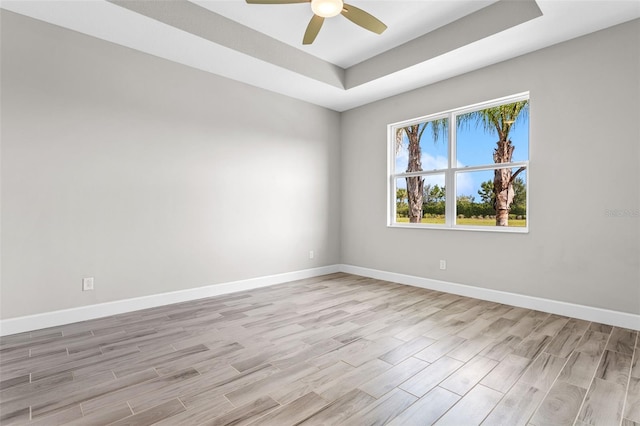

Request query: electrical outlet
[
  {"left": 82, "top": 277, "right": 94, "bottom": 291},
  {"left": 309, "top": 250, "right": 314, "bottom": 259},
  {"left": 439, "top": 260, "right": 446, "bottom": 270}
]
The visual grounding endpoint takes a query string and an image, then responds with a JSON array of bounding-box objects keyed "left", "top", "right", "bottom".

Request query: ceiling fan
[{"left": 245, "top": 0, "right": 387, "bottom": 45}]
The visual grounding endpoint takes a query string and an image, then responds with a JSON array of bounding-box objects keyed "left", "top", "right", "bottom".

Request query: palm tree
[
  {"left": 459, "top": 101, "right": 529, "bottom": 226},
  {"left": 396, "top": 125, "right": 424, "bottom": 223},
  {"left": 396, "top": 120, "right": 446, "bottom": 223}
]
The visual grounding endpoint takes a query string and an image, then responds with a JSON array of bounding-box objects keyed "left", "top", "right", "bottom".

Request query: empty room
[{"left": 1, "top": 0, "right": 639, "bottom": 425}]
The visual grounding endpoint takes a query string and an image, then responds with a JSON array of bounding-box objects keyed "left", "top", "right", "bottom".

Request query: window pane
[
  {"left": 395, "top": 175, "right": 446, "bottom": 225},
  {"left": 455, "top": 168, "right": 527, "bottom": 227},
  {"left": 395, "top": 118, "right": 449, "bottom": 173},
  {"left": 456, "top": 100, "right": 529, "bottom": 167}
]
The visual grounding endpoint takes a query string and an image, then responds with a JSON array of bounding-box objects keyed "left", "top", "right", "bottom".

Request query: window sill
[{"left": 388, "top": 223, "right": 529, "bottom": 233}]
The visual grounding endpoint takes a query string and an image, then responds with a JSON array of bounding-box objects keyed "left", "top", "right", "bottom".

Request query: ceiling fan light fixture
[{"left": 311, "top": 0, "right": 343, "bottom": 18}]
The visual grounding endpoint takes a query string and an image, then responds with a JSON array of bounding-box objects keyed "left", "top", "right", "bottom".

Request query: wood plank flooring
[{"left": 1, "top": 273, "right": 638, "bottom": 425}]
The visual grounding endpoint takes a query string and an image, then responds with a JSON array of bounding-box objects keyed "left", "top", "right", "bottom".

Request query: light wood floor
[{"left": 1, "top": 273, "right": 638, "bottom": 425}]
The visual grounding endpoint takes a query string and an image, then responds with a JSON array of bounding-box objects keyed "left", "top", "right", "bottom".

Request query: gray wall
[
  {"left": 2, "top": 11, "right": 639, "bottom": 321},
  {"left": 0, "top": 12, "right": 341, "bottom": 319},
  {"left": 341, "top": 19, "right": 640, "bottom": 315}
]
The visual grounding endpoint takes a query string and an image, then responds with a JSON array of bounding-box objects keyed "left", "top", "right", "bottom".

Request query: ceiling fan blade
[
  {"left": 303, "top": 14, "right": 324, "bottom": 45},
  {"left": 245, "top": 0, "right": 309, "bottom": 4},
  {"left": 341, "top": 3, "right": 387, "bottom": 34}
]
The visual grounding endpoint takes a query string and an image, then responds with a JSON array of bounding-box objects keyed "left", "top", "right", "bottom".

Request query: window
[{"left": 389, "top": 93, "right": 529, "bottom": 232}]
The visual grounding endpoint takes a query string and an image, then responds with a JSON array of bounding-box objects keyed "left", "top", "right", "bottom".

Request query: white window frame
[{"left": 388, "top": 92, "right": 530, "bottom": 233}]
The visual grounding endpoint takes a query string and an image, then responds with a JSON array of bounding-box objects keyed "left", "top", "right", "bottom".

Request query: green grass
[{"left": 396, "top": 217, "right": 526, "bottom": 227}]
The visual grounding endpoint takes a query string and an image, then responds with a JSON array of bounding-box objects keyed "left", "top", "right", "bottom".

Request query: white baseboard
[
  {"left": 0, "top": 265, "right": 340, "bottom": 336},
  {"left": 2, "top": 263, "right": 637, "bottom": 336},
  {"left": 339, "top": 264, "right": 640, "bottom": 330}
]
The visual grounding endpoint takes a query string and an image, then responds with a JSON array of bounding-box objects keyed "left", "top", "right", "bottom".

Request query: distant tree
[
  {"left": 396, "top": 188, "right": 408, "bottom": 205},
  {"left": 457, "top": 194, "right": 476, "bottom": 204},
  {"left": 511, "top": 177, "right": 527, "bottom": 215},
  {"left": 423, "top": 184, "right": 446, "bottom": 216},
  {"left": 423, "top": 184, "right": 432, "bottom": 204},
  {"left": 456, "top": 194, "right": 477, "bottom": 218},
  {"left": 396, "top": 188, "right": 409, "bottom": 217},
  {"left": 478, "top": 180, "right": 494, "bottom": 205},
  {"left": 458, "top": 100, "right": 529, "bottom": 226},
  {"left": 429, "top": 184, "right": 446, "bottom": 203}
]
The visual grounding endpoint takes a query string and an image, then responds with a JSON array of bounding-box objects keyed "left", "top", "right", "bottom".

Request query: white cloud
[
  {"left": 456, "top": 172, "right": 475, "bottom": 198},
  {"left": 455, "top": 160, "right": 475, "bottom": 197},
  {"left": 395, "top": 148, "right": 448, "bottom": 173},
  {"left": 422, "top": 153, "right": 448, "bottom": 172}
]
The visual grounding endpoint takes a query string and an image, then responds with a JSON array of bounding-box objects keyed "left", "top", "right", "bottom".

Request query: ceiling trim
[
  {"left": 109, "top": 0, "right": 346, "bottom": 89},
  {"left": 108, "top": 0, "right": 542, "bottom": 92},
  {"left": 1, "top": 1, "right": 638, "bottom": 112},
  {"left": 346, "top": 0, "right": 542, "bottom": 89}
]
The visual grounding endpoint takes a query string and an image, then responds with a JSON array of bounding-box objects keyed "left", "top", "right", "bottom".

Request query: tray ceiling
[{"left": 2, "top": 0, "right": 639, "bottom": 111}]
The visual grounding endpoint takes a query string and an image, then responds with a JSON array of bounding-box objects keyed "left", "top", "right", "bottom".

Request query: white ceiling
[
  {"left": 194, "top": 0, "right": 498, "bottom": 68},
  {"left": 2, "top": 0, "right": 639, "bottom": 111}
]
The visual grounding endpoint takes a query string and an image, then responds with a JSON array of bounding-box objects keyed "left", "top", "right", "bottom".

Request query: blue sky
[{"left": 395, "top": 115, "right": 529, "bottom": 200}]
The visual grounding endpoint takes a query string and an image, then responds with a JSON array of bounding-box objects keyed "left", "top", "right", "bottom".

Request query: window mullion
[{"left": 446, "top": 112, "right": 456, "bottom": 227}]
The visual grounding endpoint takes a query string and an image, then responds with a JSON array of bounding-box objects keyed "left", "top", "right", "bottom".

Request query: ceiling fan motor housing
[{"left": 311, "top": 0, "right": 344, "bottom": 18}]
